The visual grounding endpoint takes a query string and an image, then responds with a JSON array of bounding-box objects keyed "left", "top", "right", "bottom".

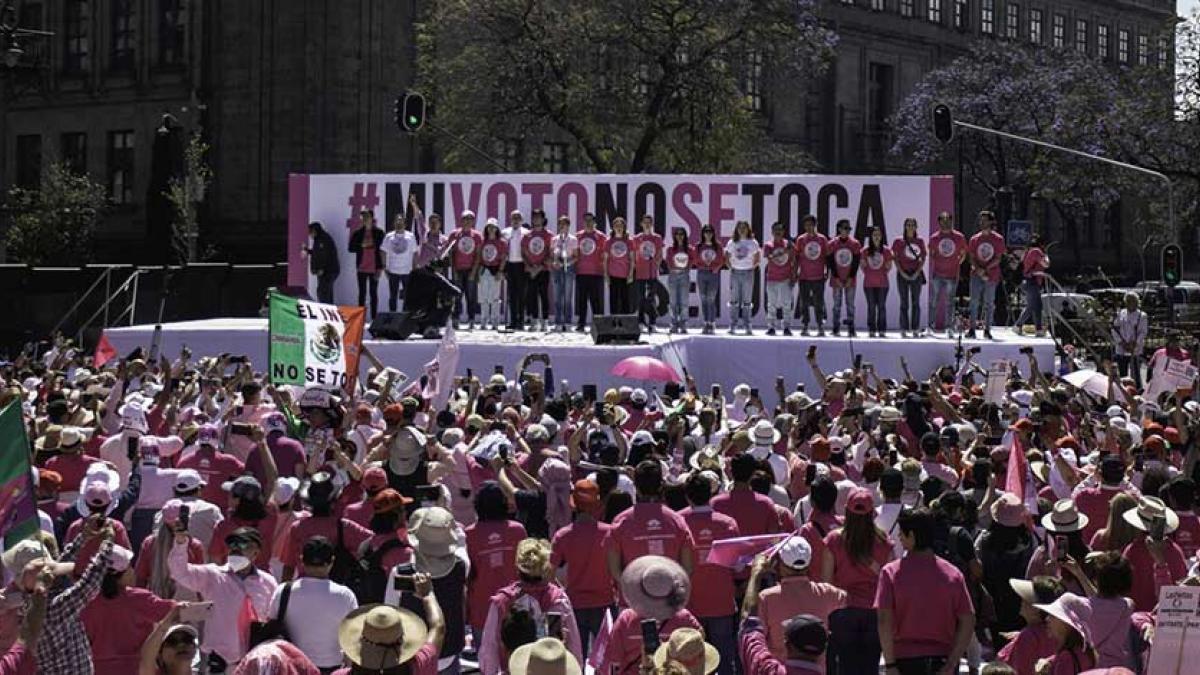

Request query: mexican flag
[
  {"left": 268, "top": 291, "right": 365, "bottom": 391},
  {"left": 0, "top": 402, "right": 38, "bottom": 550}
]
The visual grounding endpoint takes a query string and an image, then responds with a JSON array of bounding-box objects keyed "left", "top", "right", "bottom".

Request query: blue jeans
[
  {"left": 700, "top": 614, "right": 739, "bottom": 675},
  {"left": 668, "top": 271, "right": 690, "bottom": 325},
  {"left": 897, "top": 276, "right": 923, "bottom": 332},
  {"left": 765, "top": 280, "right": 793, "bottom": 329},
  {"left": 552, "top": 267, "right": 575, "bottom": 325},
  {"left": 968, "top": 275, "right": 997, "bottom": 330},
  {"left": 729, "top": 269, "right": 754, "bottom": 326},
  {"left": 828, "top": 607, "right": 880, "bottom": 675},
  {"left": 1015, "top": 278, "right": 1043, "bottom": 330},
  {"left": 697, "top": 270, "right": 720, "bottom": 323},
  {"left": 929, "top": 275, "right": 957, "bottom": 330},
  {"left": 831, "top": 284, "right": 855, "bottom": 329}
]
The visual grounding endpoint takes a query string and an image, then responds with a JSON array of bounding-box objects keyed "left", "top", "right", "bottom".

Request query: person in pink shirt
[
  {"left": 1031, "top": 593, "right": 1098, "bottom": 675},
  {"left": 1015, "top": 233, "right": 1051, "bottom": 336},
  {"left": 794, "top": 215, "right": 829, "bottom": 336},
  {"left": 359, "top": 490, "right": 415, "bottom": 580},
  {"left": 1073, "top": 456, "right": 1133, "bottom": 545},
  {"left": 711, "top": 453, "right": 781, "bottom": 537},
  {"left": 891, "top": 218, "right": 927, "bottom": 338},
  {"left": 680, "top": 473, "right": 740, "bottom": 675},
  {"left": 208, "top": 475, "right": 278, "bottom": 569},
  {"left": 447, "top": 210, "right": 483, "bottom": 329},
  {"left": 692, "top": 224, "right": 725, "bottom": 334},
  {"left": 342, "top": 466, "right": 390, "bottom": 528},
  {"left": 821, "top": 488, "right": 892, "bottom": 673},
  {"left": 861, "top": 226, "right": 893, "bottom": 338},
  {"left": 176, "top": 424, "right": 245, "bottom": 513},
  {"left": 927, "top": 211, "right": 966, "bottom": 332},
  {"left": 1120, "top": 496, "right": 1187, "bottom": 612},
  {"left": 575, "top": 213, "right": 608, "bottom": 331},
  {"left": 464, "top": 482, "right": 528, "bottom": 638},
  {"left": 876, "top": 507, "right": 974, "bottom": 675},
  {"left": 756, "top": 536, "right": 847, "bottom": 666},
  {"left": 348, "top": 209, "right": 385, "bottom": 319},
  {"left": 826, "top": 219, "right": 861, "bottom": 337},
  {"left": 82, "top": 545, "right": 177, "bottom": 675},
  {"left": 551, "top": 480, "right": 616, "bottom": 657},
  {"left": 522, "top": 209, "right": 554, "bottom": 332},
  {"left": 632, "top": 215, "right": 665, "bottom": 333},
  {"left": 478, "top": 219, "right": 509, "bottom": 331},
  {"left": 280, "top": 472, "right": 373, "bottom": 581},
  {"left": 66, "top": 480, "right": 133, "bottom": 579},
  {"left": 763, "top": 222, "right": 796, "bottom": 336},
  {"left": 1164, "top": 477, "right": 1200, "bottom": 559},
  {"left": 597, "top": 556, "right": 702, "bottom": 675},
  {"left": 965, "top": 210, "right": 1006, "bottom": 339},
  {"left": 605, "top": 217, "right": 635, "bottom": 315},
  {"left": 998, "top": 577, "right": 1065, "bottom": 675},
  {"left": 607, "top": 461, "right": 696, "bottom": 578},
  {"left": 43, "top": 429, "right": 99, "bottom": 498}
]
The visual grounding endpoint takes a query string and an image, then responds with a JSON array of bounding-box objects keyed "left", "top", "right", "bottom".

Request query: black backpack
[
  {"left": 350, "top": 535, "right": 409, "bottom": 604},
  {"left": 328, "top": 519, "right": 361, "bottom": 587}
]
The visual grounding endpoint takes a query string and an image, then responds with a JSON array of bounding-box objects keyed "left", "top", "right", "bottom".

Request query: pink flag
[
  {"left": 706, "top": 533, "right": 790, "bottom": 569},
  {"left": 1005, "top": 435, "right": 1039, "bottom": 516},
  {"left": 586, "top": 607, "right": 614, "bottom": 670}
]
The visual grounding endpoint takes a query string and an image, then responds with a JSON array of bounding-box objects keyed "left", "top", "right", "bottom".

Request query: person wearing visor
[
  {"left": 209, "top": 476, "right": 277, "bottom": 569},
  {"left": 138, "top": 610, "right": 200, "bottom": 675}
]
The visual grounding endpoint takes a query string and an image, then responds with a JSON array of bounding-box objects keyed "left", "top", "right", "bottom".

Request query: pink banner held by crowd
[{"left": 706, "top": 533, "right": 791, "bottom": 569}]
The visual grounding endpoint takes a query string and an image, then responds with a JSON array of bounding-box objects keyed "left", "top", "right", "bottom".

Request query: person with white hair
[{"left": 1110, "top": 292, "right": 1149, "bottom": 388}]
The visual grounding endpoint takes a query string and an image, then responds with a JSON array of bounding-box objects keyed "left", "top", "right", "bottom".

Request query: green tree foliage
[
  {"left": 166, "top": 133, "right": 213, "bottom": 264},
  {"left": 417, "top": 0, "right": 836, "bottom": 173},
  {"left": 3, "top": 163, "right": 108, "bottom": 266}
]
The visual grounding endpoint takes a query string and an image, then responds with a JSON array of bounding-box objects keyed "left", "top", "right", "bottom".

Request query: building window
[
  {"left": 1075, "top": 19, "right": 1088, "bottom": 54},
  {"left": 541, "top": 142, "right": 567, "bottom": 173},
  {"left": 954, "top": 0, "right": 968, "bottom": 29},
  {"left": 63, "top": 0, "right": 90, "bottom": 73},
  {"left": 1030, "top": 8, "right": 1043, "bottom": 44},
  {"left": 900, "top": 0, "right": 914, "bottom": 18},
  {"left": 107, "top": 131, "right": 135, "bottom": 205},
  {"left": 744, "top": 50, "right": 764, "bottom": 112},
  {"left": 928, "top": 0, "right": 942, "bottom": 22},
  {"left": 1005, "top": 3, "right": 1019, "bottom": 39},
  {"left": 871, "top": 0, "right": 885, "bottom": 10},
  {"left": 15, "top": 135, "right": 42, "bottom": 190},
  {"left": 111, "top": 0, "right": 135, "bottom": 71},
  {"left": 1052, "top": 14, "right": 1065, "bottom": 48},
  {"left": 981, "top": 0, "right": 994, "bottom": 34},
  {"left": 1118, "top": 29, "right": 1129, "bottom": 63},
  {"left": 1158, "top": 36, "right": 1170, "bottom": 70},
  {"left": 1098, "top": 24, "right": 1110, "bottom": 60},
  {"left": 60, "top": 133, "right": 88, "bottom": 175},
  {"left": 1137, "top": 34, "right": 1148, "bottom": 66},
  {"left": 867, "top": 63, "right": 895, "bottom": 132},
  {"left": 159, "top": 0, "right": 185, "bottom": 66}
]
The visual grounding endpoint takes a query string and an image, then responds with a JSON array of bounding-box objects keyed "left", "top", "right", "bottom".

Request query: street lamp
[
  {"left": 4, "top": 36, "right": 21, "bottom": 68},
  {"left": 0, "top": 2, "right": 53, "bottom": 72}
]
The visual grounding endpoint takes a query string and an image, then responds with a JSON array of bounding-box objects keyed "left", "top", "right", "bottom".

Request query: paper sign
[
  {"left": 1147, "top": 585, "right": 1200, "bottom": 675},
  {"left": 985, "top": 360, "right": 1008, "bottom": 404},
  {"left": 1145, "top": 358, "right": 1197, "bottom": 404}
]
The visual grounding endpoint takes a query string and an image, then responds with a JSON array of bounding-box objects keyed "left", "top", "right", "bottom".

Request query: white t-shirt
[
  {"left": 382, "top": 230, "right": 418, "bottom": 275},
  {"left": 724, "top": 238, "right": 761, "bottom": 271},
  {"left": 503, "top": 226, "right": 528, "bottom": 262},
  {"left": 269, "top": 578, "right": 359, "bottom": 668}
]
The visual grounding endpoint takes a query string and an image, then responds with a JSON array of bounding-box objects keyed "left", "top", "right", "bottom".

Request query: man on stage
[
  {"left": 966, "top": 210, "right": 1005, "bottom": 339},
  {"left": 503, "top": 210, "right": 529, "bottom": 331},
  {"left": 928, "top": 211, "right": 966, "bottom": 334}
]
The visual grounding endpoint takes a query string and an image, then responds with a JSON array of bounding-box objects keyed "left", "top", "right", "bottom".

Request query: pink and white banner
[{"left": 288, "top": 173, "right": 953, "bottom": 327}]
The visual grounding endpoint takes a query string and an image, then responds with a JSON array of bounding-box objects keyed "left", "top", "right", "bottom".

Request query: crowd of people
[
  {"left": 310, "top": 204, "right": 1051, "bottom": 339},
  {"left": 2, "top": 326, "right": 1198, "bottom": 675}
]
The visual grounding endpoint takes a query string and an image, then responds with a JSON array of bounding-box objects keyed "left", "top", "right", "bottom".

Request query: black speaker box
[
  {"left": 369, "top": 312, "right": 419, "bottom": 340},
  {"left": 592, "top": 314, "right": 641, "bottom": 345}
]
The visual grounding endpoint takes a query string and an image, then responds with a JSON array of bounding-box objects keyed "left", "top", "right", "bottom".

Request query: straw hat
[
  {"left": 515, "top": 538, "right": 551, "bottom": 578},
  {"left": 1123, "top": 496, "right": 1180, "bottom": 534},
  {"left": 990, "top": 492, "right": 1026, "bottom": 528},
  {"left": 1041, "top": 499, "right": 1089, "bottom": 534},
  {"left": 619, "top": 555, "right": 690, "bottom": 622},
  {"left": 751, "top": 420, "right": 781, "bottom": 446},
  {"left": 653, "top": 628, "right": 720, "bottom": 675},
  {"left": 509, "top": 638, "right": 581, "bottom": 675},
  {"left": 338, "top": 604, "right": 428, "bottom": 670}
]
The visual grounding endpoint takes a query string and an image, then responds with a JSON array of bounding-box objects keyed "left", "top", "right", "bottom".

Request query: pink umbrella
[{"left": 610, "top": 356, "right": 681, "bottom": 383}]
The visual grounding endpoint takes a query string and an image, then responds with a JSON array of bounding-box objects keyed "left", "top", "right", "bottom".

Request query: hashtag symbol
[{"left": 346, "top": 182, "right": 381, "bottom": 229}]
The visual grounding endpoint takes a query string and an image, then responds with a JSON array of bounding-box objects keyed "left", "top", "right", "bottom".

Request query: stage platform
[{"left": 103, "top": 318, "right": 1056, "bottom": 395}]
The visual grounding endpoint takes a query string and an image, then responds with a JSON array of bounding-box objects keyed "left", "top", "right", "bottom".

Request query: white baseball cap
[{"left": 777, "top": 536, "right": 813, "bottom": 570}]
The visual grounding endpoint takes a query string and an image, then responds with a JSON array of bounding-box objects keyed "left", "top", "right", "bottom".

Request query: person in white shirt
[
  {"left": 723, "top": 221, "right": 761, "bottom": 334},
  {"left": 874, "top": 468, "right": 907, "bottom": 559},
  {"left": 266, "top": 535, "right": 359, "bottom": 671},
  {"left": 502, "top": 210, "right": 529, "bottom": 330},
  {"left": 550, "top": 215, "right": 579, "bottom": 331},
  {"left": 155, "top": 469, "right": 223, "bottom": 552},
  {"left": 1111, "top": 292, "right": 1149, "bottom": 388},
  {"left": 382, "top": 213, "right": 419, "bottom": 313}
]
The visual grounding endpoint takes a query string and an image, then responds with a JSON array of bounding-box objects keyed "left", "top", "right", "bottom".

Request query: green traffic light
[{"left": 407, "top": 116, "right": 419, "bottom": 126}]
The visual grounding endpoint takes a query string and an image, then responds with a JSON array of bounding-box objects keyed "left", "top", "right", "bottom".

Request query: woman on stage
[
  {"left": 478, "top": 218, "right": 508, "bottom": 331},
  {"left": 666, "top": 226, "right": 692, "bottom": 334},
  {"left": 606, "top": 217, "right": 634, "bottom": 315},
  {"left": 523, "top": 209, "right": 553, "bottom": 331},
  {"left": 723, "top": 220, "right": 760, "bottom": 335},
  {"left": 862, "top": 225, "right": 894, "bottom": 338},
  {"left": 693, "top": 224, "right": 725, "bottom": 335},
  {"left": 891, "top": 217, "right": 927, "bottom": 338}
]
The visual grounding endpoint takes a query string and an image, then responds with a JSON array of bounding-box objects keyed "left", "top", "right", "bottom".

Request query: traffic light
[
  {"left": 932, "top": 104, "right": 955, "bottom": 144},
  {"left": 395, "top": 92, "right": 426, "bottom": 133},
  {"left": 1162, "top": 243, "right": 1183, "bottom": 287}
]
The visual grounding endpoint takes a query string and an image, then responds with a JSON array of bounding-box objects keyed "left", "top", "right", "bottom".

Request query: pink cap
[
  {"left": 845, "top": 487, "right": 875, "bottom": 516},
  {"left": 197, "top": 424, "right": 220, "bottom": 445},
  {"left": 84, "top": 481, "right": 112, "bottom": 507},
  {"left": 362, "top": 466, "right": 388, "bottom": 492},
  {"left": 161, "top": 499, "right": 183, "bottom": 525}
]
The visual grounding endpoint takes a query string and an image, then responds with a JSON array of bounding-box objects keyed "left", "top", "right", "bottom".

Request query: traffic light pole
[{"left": 950, "top": 119, "right": 1176, "bottom": 245}]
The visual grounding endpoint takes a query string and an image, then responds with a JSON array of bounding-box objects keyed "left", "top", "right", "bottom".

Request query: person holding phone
[
  {"left": 1120, "top": 496, "right": 1187, "bottom": 612},
  {"left": 1025, "top": 499, "right": 1092, "bottom": 596},
  {"left": 138, "top": 608, "right": 198, "bottom": 675},
  {"left": 82, "top": 544, "right": 179, "bottom": 675}
]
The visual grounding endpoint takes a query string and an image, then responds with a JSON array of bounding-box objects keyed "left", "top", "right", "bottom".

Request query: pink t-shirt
[
  {"left": 609, "top": 502, "right": 696, "bottom": 565},
  {"left": 1173, "top": 512, "right": 1200, "bottom": 560},
  {"left": 209, "top": 511, "right": 278, "bottom": 569},
  {"left": 874, "top": 553, "right": 973, "bottom": 659},
  {"left": 794, "top": 233, "right": 829, "bottom": 281},
  {"left": 577, "top": 230, "right": 608, "bottom": 276},
  {"left": 465, "top": 519, "right": 528, "bottom": 628},
  {"left": 928, "top": 229, "right": 967, "bottom": 279},
  {"left": 1123, "top": 536, "right": 1187, "bottom": 611},
  {"left": 667, "top": 245, "right": 692, "bottom": 273},
  {"left": 711, "top": 488, "right": 780, "bottom": 538},
  {"left": 175, "top": 448, "right": 245, "bottom": 512},
  {"left": 1022, "top": 247, "right": 1049, "bottom": 281},
  {"left": 823, "top": 529, "right": 891, "bottom": 608},
  {"left": 82, "top": 588, "right": 176, "bottom": 675},
  {"left": 828, "top": 236, "right": 862, "bottom": 283},
  {"left": 606, "top": 236, "right": 633, "bottom": 278},
  {"left": 449, "top": 228, "right": 483, "bottom": 271},
  {"left": 633, "top": 232, "right": 664, "bottom": 280},
  {"left": 763, "top": 239, "right": 795, "bottom": 282},
  {"left": 479, "top": 239, "right": 508, "bottom": 270},
  {"left": 599, "top": 609, "right": 702, "bottom": 675},
  {"left": 891, "top": 237, "right": 927, "bottom": 275},
  {"left": 1074, "top": 485, "right": 1127, "bottom": 544},
  {"left": 65, "top": 518, "right": 131, "bottom": 578},
  {"left": 522, "top": 228, "right": 553, "bottom": 266},
  {"left": 759, "top": 576, "right": 847, "bottom": 662},
  {"left": 680, "top": 507, "right": 740, "bottom": 618},
  {"left": 280, "top": 513, "right": 373, "bottom": 569},
  {"left": 358, "top": 233, "right": 378, "bottom": 274},
  {"left": 44, "top": 453, "right": 101, "bottom": 493},
  {"left": 968, "top": 230, "right": 1006, "bottom": 283},
  {"left": 692, "top": 242, "right": 724, "bottom": 272},
  {"left": 861, "top": 247, "right": 893, "bottom": 288},
  {"left": 997, "top": 622, "right": 1056, "bottom": 674},
  {"left": 550, "top": 519, "right": 616, "bottom": 610}
]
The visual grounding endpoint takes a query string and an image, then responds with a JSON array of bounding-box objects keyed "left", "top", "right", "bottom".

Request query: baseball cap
[
  {"left": 570, "top": 480, "right": 601, "bottom": 513},
  {"left": 224, "top": 526, "right": 263, "bottom": 550},
  {"left": 630, "top": 430, "right": 655, "bottom": 447},
  {"left": 273, "top": 477, "right": 301, "bottom": 505},
  {"left": 161, "top": 499, "right": 184, "bottom": 525},
  {"left": 301, "top": 536, "right": 336, "bottom": 566},
  {"left": 261, "top": 412, "right": 288, "bottom": 435},
  {"left": 174, "top": 469, "right": 205, "bottom": 493},
  {"left": 361, "top": 466, "right": 388, "bottom": 492},
  {"left": 631, "top": 389, "right": 648, "bottom": 404},
  {"left": 846, "top": 487, "right": 875, "bottom": 516},
  {"left": 196, "top": 424, "right": 220, "bottom": 446},
  {"left": 371, "top": 488, "right": 412, "bottom": 515},
  {"left": 221, "top": 475, "right": 263, "bottom": 501},
  {"left": 777, "top": 536, "right": 813, "bottom": 570},
  {"left": 84, "top": 481, "right": 113, "bottom": 508},
  {"left": 784, "top": 614, "right": 828, "bottom": 659}
]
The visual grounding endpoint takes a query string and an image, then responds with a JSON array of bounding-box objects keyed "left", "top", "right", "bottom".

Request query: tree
[
  {"left": 890, "top": 40, "right": 1164, "bottom": 269},
  {"left": 417, "top": 0, "right": 836, "bottom": 173},
  {"left": 3, "top": 163, "right": 108, "bottom": 266},
  {"left": 165, "top": 132, "right": 213, "bottom": 264}
]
